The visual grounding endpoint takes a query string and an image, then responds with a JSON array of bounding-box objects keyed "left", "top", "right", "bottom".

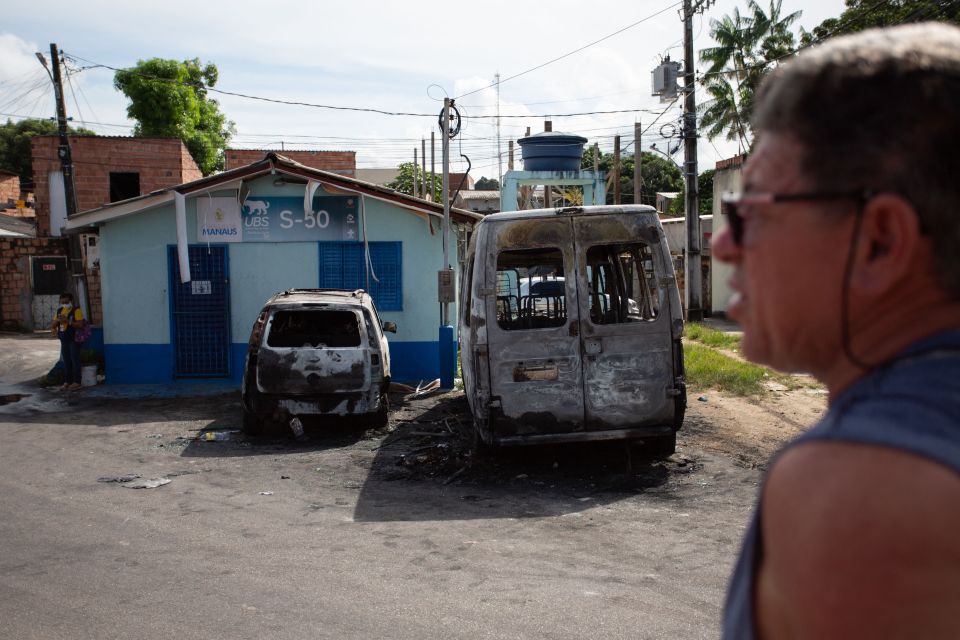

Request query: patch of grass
[
  {"left": 684, "top": 342, "right": 768, "bottom": 396},
  {"left": 685, "top": 322, "right": 742, "bottom": 351}
]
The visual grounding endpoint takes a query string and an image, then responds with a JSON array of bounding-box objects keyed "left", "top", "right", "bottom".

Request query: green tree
[
  {"left": 114, "top": 58, "right": 234, "bottom": 175},
  {"left": 698, "top": 0, "right": 802, "bottom": 149},
  {"left": 667, "top": 169, "right": 716, "bottom": 216},
  {"left": 475, "top": 176, "right": 500, "bottom": 190},
  {"left": 803, "top": 0, "right": 959, "bottom": 44},
  {"left": 385, "top": 162, "right": 442, "bottom": 201},
  {"left": 581, "top": 146, "right": 683, "bottom": 206},
  {"left": 0, "top": 118, "right": 96, "bottom": 190}
]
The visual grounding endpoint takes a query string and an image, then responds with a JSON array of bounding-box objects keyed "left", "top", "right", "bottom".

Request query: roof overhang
[{"left": 65, "top": 153, "right": 481, "bottom": 232}]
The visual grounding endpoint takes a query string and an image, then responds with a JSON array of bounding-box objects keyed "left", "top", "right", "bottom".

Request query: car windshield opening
[{"left": 266, "top": 310, "right": 362, "bottom": 348}]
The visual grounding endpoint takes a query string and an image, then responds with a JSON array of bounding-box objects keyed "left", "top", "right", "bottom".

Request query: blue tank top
[{"left": 722, "top": 330, "right": 960, "bottom": 639}]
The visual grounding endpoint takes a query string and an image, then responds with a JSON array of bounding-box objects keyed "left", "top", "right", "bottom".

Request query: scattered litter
[
  {"left": 259, "top": 491, "right": 274, "bottom": 496},
  {"left": 147, "top": 434, "right": 164, "bottom": 439},
  {"left": 697, "top": 396, "right": 708, "bottom": 402},
  {"left": 123, "top": 477, "right": 171, "bottom": 489},
  {"left": 763, "top": 381, "right": 789, "bottom": 392},
  {"left": 407, "top": 378, "right": 442, "bottom": 399},
  {"left": 389, "top": 382, "right": 417, "bottom": 394},
  {"left": 514, "top": 474, "right": 529, "bottom": 480},
  {"left": 201, "top": 431, "right": 236, "bottom": 441},
  {"left": 443, "top": 467, "right": 467, "bottom": 485},
  {"left": 281, "top": 475, "right": 291, "bottom": 480},
  {"left": 97, "top": 474, "right": 141, "bottom": 483},
  {"left": 289, "top": 416, "right": 305, "bottom": 439},
  {"left": 577, "top": 496, "right": 594, "bottom": 502}
]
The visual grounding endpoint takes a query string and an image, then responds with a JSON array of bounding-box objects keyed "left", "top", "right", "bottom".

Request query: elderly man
[{"left": 712, "top": 23, "right": 960, "bottom": 639}]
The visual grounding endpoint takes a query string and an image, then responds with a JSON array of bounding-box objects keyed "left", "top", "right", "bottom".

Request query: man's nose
[{"left": 711, "top": 221, "right": 741, "bottom": 265}]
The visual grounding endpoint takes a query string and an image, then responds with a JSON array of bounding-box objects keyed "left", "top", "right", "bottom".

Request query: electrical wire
[{"left": 454, "top": 0, "right": 683, "bottom": 100}]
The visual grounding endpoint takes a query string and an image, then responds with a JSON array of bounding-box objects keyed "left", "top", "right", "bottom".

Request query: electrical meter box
[{"left": 438, "top": 269, "right": 456, "bottom": 303}]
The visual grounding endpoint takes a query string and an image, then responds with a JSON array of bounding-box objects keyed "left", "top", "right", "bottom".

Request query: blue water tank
[{"left": 517, "top": 131, "right": 589, "bottom": 171}]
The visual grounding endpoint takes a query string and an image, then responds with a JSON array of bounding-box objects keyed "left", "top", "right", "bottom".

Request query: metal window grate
[
  {"left": 168, "top": 246, "right": 231, "bottom": 377},
  {"left": 318, "top": 242, "right": 403, "bottom": 311}
]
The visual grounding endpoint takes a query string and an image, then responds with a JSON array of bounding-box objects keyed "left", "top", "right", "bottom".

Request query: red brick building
[
  {"left": 31, "top": 136, "right": 202, "bottom": 236},
  {"left": 225, "top": 149, "right": 355, "bottom": 175},
  {"left": 0, "top": 136, "right": 201, "bottom": 331}
]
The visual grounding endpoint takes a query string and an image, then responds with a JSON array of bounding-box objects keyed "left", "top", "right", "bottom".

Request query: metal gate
[
  {"left": 168, "top": 245, "right": 231, "bottom": 377},
  {"left": 31, "top": 256, "right": 69, "bottom": 329}
]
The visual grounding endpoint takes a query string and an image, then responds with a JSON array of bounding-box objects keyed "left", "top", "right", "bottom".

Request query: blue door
[{"left": 168, "top": 245, "right": 231, "bottom": 377}]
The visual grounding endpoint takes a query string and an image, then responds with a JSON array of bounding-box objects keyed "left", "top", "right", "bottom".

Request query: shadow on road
[{"left": 351, "top": 393, "right": 693, "bottom": 522}]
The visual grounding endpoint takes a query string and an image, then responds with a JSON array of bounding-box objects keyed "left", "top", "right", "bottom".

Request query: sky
[{"left": 1, "top": 0, "right": 847, "bottom": 181}]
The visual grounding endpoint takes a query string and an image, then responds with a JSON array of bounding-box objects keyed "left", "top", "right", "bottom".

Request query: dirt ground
[{"left": 0, "top": 333, "right": 828, "bottom": 639}]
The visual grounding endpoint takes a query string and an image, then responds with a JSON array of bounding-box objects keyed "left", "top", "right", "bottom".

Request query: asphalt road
[{"left": 0, "top": 335, "right": 759, "bottom": 640}]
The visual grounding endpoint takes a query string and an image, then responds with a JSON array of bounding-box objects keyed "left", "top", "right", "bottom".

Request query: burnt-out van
[{"left": 459, "top": 205, "right": 686, "bottom": 453}]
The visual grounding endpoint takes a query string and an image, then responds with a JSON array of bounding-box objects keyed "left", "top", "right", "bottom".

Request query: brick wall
[
  {"left": 0, "top": 237, "right": 69, "bottom": 330},
  {"left": 0, "top": 174, "right": 20, "bottom": 205},
  {"left": 31, "top": 136, "right": 202, "bottom": 235},
  {"left": 225, "top": 149, "right": 356, "bottom": 174}
]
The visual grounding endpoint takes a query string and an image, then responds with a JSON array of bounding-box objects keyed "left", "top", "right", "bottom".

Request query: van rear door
[
  {"left": 256, "top": 308, "right": 370, "bottom": 394},
  {"left": 484, "top": 218, "right": 585, "bottom": 437},
  {"left": 572, "top": 213, "right": 675, "bottom": 429}
]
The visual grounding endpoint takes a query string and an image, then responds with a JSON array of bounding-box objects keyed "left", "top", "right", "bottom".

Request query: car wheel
[
  {"left": 241, "top": 407, "right": 265, "bottom": 436},
  {"left": 470, "top": 420, "right": 495, "bottom": 458},
  {"left": 373, "top": 403, "right": 388, "bottom": 429},
  {"left": 646, "top": 432, "right": 676, "bottom": 457}
]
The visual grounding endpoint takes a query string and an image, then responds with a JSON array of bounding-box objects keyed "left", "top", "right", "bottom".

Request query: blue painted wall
[{"left": 98, "top": 176, "right": 460, "bottom": 384}]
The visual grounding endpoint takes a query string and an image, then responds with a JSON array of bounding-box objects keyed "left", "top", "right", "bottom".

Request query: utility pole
[
  {"left": 543, "top": 120, "right": 552, "bottom": 207},
  {"left": 438, "top": 98, "right": 455, "bottom": 390},
  {"left": 613, "top": 135, "right": 621, "bottom": 205},
  {"left": 508, "top": 140, "right": 514, "bottom": 171},
  {"left": 634, "top": 121, "right": 643, "bottom": 205},
  {"left": 414, "top": 147, "right": 419, "bottom": 198},
  {"left": 430, "top": 131, "right": 436, "bottom": 201},
  {"left": 495, "top": 72, "right": 503, "bottom": 187},
  {"left": 682, "top": 0, "right": 711, "bottom": 321},
  {"left": 441, "top": 98, "right": 451, "bottom": 317},
  {"left": 43, "top": 43, "right": 77, "bottom": 219},
  {"left": 421, "top": 138, "right": 427, "bottom": 199}
]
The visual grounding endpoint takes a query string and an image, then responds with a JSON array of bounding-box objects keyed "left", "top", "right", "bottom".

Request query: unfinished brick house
[
  {"left": 225, "top": 149, "right": 355, "bottom": 175},
  {"left": 0, "top": 136, "right": 201, "bottom": 332}
]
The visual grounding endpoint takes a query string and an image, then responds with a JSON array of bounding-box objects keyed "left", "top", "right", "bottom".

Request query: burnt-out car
[{"left": 241, "top": 289, "right": 396, "bottom": 435}]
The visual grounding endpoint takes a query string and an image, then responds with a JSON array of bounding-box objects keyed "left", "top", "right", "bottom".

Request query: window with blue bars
[{"left": 318, "top": 242, "right": 403, "bottom": 310}]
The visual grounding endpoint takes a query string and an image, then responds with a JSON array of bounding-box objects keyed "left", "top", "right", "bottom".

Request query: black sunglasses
[{"left": 720, "top": 190, "right": 871, "bottom": 245}]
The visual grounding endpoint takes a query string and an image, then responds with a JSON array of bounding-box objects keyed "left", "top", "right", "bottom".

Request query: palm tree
[{"left": 697, "top": 0, "right": 801, "bottom": 149}]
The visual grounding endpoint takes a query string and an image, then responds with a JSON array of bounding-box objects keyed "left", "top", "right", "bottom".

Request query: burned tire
[
  {"left": 646, "top": 432, "right": 677, "bottom": 457},
  {"left": 470, "top": 421, "right": 495, "bottom": 458},
  {"left": 241, "top": 407, "right": 266, "bottom": 436},
  {"left": 373, "top": 403, "right": 389, "bottom": 429}
]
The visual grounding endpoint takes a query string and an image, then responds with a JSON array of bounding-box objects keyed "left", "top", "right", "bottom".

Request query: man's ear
[{"left": 851, "top": 194, "right": 923, "bottom": 295}]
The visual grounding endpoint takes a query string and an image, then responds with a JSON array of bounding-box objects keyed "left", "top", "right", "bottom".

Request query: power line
[
  {"left": 64, "top": 52, "right": 681, "bottom": 122},
  {"left": 454, "top": 0, "right": 683, "bottom": 99}
]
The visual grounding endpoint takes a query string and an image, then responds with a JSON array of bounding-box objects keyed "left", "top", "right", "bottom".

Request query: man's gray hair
[{"left": 753, "top": 22, "right": 960, "bottom": 297}]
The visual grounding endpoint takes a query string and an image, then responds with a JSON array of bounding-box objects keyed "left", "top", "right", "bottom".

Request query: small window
[
  {"left": 318, "top": 242, "right": 403, "bottom": 311},
  {"left": 109, "top": 172, "right": 140, "bottom": 202},
  {"left": 266, "top": 310, "right": 361, "bottom": 348},
  {"left": 496, "top": 248, "right": 566, "bottom": 331},
  {"left": 585, "top": 243, "right": 660, "bottom": 325}
]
